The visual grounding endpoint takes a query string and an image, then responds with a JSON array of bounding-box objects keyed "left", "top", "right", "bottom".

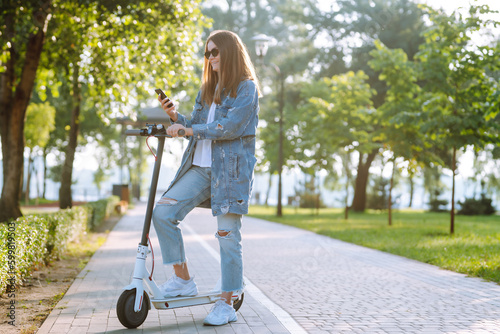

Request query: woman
[{"left": 152, "top": 30, "right": 261, "bottom": 326}]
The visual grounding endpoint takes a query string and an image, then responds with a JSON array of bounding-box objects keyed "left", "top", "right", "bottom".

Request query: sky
[
  {"left": 418, "top": 0, "right": 500, "bottom": 13},
  {"left": 316, "top": 0, "right": 500, "bottom": 13},
  {"left": 418, "top": 0, "right": 500, "bottom": 40}
]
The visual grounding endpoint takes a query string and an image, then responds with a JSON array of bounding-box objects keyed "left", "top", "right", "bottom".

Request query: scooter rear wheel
[
  {"left": 233, "top": 292, "right": 244, "bottom": 311},
  {"left": 116, "top": 288, "right": 150, "bottom": 328}
]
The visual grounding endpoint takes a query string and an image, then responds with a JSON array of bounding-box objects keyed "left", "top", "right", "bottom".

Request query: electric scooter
[{"left": 116, "top": 123, "right": 244, "bottom": 329}]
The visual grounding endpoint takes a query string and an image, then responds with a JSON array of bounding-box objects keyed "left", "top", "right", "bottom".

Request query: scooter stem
[{"left": 140, "top": 136, "right": 165, "bottom": 246}]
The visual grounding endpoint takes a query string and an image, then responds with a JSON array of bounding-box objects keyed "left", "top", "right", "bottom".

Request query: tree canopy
[{"left": 0, "top": 0, "right": 208, "bottom": 221}]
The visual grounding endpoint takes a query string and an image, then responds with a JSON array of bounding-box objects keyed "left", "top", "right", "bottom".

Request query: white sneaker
[
  {"left": 203, "top": 299, "right": 237, "bottom": 326},
  {"left": 159, "top": 274, "right": 198, "bottom": 297}
]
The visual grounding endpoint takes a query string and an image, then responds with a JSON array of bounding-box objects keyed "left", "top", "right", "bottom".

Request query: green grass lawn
[{"left": 248, "top": 206, "right": 500, "bottom": 284}]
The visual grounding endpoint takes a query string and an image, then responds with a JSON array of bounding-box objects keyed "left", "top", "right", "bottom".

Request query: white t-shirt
[{"left": 192, "top": 102, "right": 216, "bottom": 167}]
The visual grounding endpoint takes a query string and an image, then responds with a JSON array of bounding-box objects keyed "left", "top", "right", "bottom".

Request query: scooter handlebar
[
  {"left": 125, "top": 126, "right": 185, "bottom": 137},
  {"left": 125, "top": 129, "right": 143, "bottom": 136}
]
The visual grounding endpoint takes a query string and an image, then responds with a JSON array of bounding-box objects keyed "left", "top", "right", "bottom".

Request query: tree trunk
[
  {"left": 388, "top": 157, "right": 395, "bottom": 226},
  {"left": 277, "top": 73, "right": 284, "bottom": 217},
  {"left": 314, "top": 173, "right": 320, "bottom": 215},
  {"left": 344, "top": 181, "right": 349, "bottom": 220},
  {"left": 344, "top": 152, "right": 350, "bottom": 220},
  {"left": 59, "top": 63, "right": 81, "bottom": 209},
  {"left": 351, "top": 150, "right": 378, "bottom": 212},
  {"left": 408, "top": 173, "right": 414, "bottom": 207},
  {"left": 42, "top": 146, "right": 48, "bottom": 199},
  {"left": 450, "top": 146, "right": 456, "bottom": 234},
  {"left": 265, "top": 170, "right": 272, "bottom": 207},
  {"left": 35, "top": 154, "right": 41, "bottom": 205},
  {"left": 0, "top": 6, "right": 50, "bottom": 221},
  {"left": 1, "top": 16, "right": 15, "bottom": 195},
  {"left": 25, "top": 149, "right": 33, "bottom": 205}
]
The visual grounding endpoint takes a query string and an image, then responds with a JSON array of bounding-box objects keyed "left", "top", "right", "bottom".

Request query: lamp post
[{"left": 252, "top": 34, "right": 284, "bottom": 217}]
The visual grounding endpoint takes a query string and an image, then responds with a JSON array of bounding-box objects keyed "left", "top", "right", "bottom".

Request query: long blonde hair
[{"left": 201, "top": 30, "right": 261, "bottom": 106}]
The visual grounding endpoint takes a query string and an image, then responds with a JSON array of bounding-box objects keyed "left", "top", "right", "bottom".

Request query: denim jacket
[{"left": 167, "top": 79, "right": 259, "bottom": 216}]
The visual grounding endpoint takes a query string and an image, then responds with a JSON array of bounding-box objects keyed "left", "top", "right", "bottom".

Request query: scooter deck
[{"left": 151, "top": 292, "right": 235, "bottom": 309}]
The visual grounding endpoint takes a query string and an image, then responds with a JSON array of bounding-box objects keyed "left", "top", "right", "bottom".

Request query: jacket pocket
[
  {"left": 216, "top": 105, "right": 230, "bottom": 119},
  {"left": 236, "top": 156, "right": 239, "bottom": 179}
]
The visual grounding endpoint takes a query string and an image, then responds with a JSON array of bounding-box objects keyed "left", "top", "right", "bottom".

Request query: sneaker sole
[{"left": 203, "top": 314, "right": 237, "bottom": 326}]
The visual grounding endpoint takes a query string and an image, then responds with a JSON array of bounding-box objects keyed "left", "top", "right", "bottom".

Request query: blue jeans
[{"left": 152, "top": 166, "right": 243, "bottom": 293}]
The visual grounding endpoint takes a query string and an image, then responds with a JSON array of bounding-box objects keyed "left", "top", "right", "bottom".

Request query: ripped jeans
[{"left": 152, "top": 165, "right": 243, "bottom": 293}]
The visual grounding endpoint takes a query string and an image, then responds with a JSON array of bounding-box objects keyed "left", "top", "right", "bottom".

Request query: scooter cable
[{"left": 146, "top": 136, "right": 157, "bottom": 161}]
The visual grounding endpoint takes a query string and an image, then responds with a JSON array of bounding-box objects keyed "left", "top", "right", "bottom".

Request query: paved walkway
[{"left": 38, "top": 202, "right": 500, "bottom": 333}]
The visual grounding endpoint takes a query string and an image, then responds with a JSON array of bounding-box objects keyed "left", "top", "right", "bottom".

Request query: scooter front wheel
[{"left": 116, "top": 288, "right": 150, "bottom": 328}]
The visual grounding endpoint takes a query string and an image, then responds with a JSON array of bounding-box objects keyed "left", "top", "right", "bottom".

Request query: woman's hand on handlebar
[
  {"left": 158, "top": 95, "right": 178, "bottom": 122},
  {"left": 167, "top": 124, "right": 192, "bottom": 137}
]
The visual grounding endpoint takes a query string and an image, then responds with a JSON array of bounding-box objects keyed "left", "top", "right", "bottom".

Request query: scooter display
[{"left": 116, "top": 123, "right": 244, "bottom": 329}]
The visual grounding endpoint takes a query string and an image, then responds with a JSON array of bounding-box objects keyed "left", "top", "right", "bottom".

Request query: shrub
[
  {"left": 367, "top": 176, "right": 389, "bottom": 210},
  {"left": 0, "top": 216, "right": 48, "bottom": 293},
  {"left": 85, "top": 196, "right": 120, "bottom": 231},
  {"left": 458, "top": 195, "right": 496, "bottom": 215},
  {"left": 0, "top": 196, "right": 119, "bottom": 294},
  {"left": 63, "top": 206, "right": 89, "bottom": 242},
  {"left": 428, "top": 190, "right": 448, "bottom": 212},
  {"left": 428, "top": 198, "right": 449, "bottom": 212},
  {"left": 42, "top": 206, "right": 89, "bottom": 263},
  {"left": 298, "top": 193, "right": 326, "bottom": 209},
  {"left": 294, "top": 177, "right": 326, "bottom": 209}
]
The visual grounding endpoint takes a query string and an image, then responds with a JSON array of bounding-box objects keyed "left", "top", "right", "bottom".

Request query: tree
[
  {"left": 424, "top": 164, "right": 449, "bottom": 212},
  {"left": 474, "top": 145, "right": 500, "bottom": 208},
  {"left": 292, "top": 0, "right": 428, "bottom": 212},
  {"left": 32, "top": 69, "right": 72, "bottom": 199},
  {"left": 0, "top": 1, "right": 208, "bottom": 220},
  {"left": 24, "top": 102, "right": 56, "bottom": 203},
  {"left": 44, "top": 1, "right": 207, "bottom": 209},
  {"left": 297, "top": 0, "right": 426, "bottom": 88},
  {"left": 366, "top": 168, "right": 391, "bottom": 210},
  {"left": 300, "top": 71, "right": 378, "bottom": 214},
  {"left": 406, "top": 160, "right": 423, "bottom": 208},
  {"left": 0, "top": 1, "right": 52, "bottom": 221},
  {"left": 416, "top": 4, "right": 500, "bottom": 233},
  {"left": 368, "top": 40, "right": 425, "bottom": 224},
  {"left": 321, "top": 150, "right": 354, "bottom": 218}
]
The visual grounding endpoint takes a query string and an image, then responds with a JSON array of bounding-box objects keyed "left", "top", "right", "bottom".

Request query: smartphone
[{"left": 155, "top": 88, "right": 173, "bottom": 108}]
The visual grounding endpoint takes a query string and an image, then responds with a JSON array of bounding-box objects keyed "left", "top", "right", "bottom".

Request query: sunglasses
[{"left": 204, "top": 48, "right": 219, "bottom": 59}]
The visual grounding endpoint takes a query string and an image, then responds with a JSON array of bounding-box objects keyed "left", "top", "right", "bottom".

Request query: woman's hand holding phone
[{"left": 156, "top": 88, "right": 178, "bottom": 122}]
